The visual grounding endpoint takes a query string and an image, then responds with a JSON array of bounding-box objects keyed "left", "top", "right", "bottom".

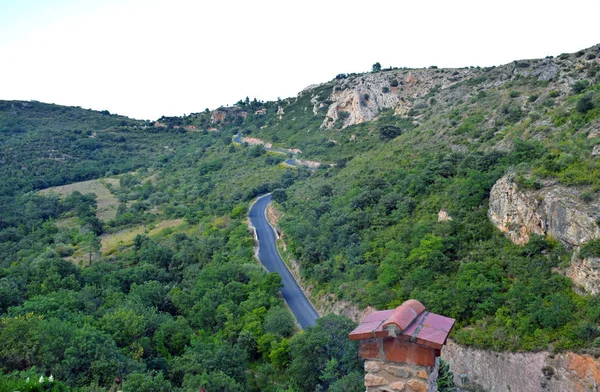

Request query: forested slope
[
  {"left": 0, "top": 102, "right": 361, "bottom": 391},
  {"left": 1, "top": 43, "right": 600, "bottom": 391}
]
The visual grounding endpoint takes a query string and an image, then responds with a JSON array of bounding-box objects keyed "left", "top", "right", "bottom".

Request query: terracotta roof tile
[{"left": 348, "top": 299, "right": 455, "bottom": 350}]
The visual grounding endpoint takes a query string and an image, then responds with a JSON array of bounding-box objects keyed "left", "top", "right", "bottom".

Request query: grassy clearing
[
  {"left": 40, "top": 178, "right": 120, "bottom": 221},
  {"left": 100, "top": 219, "right": 184, "bottom": 255}
]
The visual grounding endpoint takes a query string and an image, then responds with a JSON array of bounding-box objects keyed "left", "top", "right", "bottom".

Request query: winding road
[{"left": 249, "top": 194, "right": 319, "bottom": 328}]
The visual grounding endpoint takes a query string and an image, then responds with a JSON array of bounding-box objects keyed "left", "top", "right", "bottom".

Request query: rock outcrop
[
  {"left": 488, "top": 174, "right": 600, "bottom": 247},
  {"left": 567, "top": 252, "right": 600, "bottom": 295},
  {"left": 438, "top": 209, "right": 452, "bottom": 222},
  {"left": 320, "top": 68, "right": 482, "bottom": 129},
  {"left": 441, "top": 340, "right": 600, "bottom": 392},
  {"left": 210, "top": 106, "right": 247, "bottom": 124}
]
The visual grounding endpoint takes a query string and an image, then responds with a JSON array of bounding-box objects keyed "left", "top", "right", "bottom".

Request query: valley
[{"left": 0, "top": 44, "right": 600, "bottom": 391}]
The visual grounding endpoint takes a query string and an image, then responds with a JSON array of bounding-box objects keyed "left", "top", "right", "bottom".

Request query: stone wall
[{"left": 363, "top": 358, "right": 438, "bottom": 392}]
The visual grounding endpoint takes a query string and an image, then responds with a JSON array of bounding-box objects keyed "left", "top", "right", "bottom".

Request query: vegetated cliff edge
[
  {"left": 489, "top": 174, "right": 600, "bottom": 294},
  {"left": 269, "top": 199, "right": 600, "bottom": 392},
  {"left": 308, "top": 53, "right": 565, "bottom": 130}
]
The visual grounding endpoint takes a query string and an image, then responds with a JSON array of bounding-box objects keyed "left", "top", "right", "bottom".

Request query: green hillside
[{"left": 1, "top": 44, "right": 600, "bottom": 391}]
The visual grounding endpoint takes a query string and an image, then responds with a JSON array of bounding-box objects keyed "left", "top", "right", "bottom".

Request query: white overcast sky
[{"left": 1, "top": 0, "right": 599, "bottom": 120}]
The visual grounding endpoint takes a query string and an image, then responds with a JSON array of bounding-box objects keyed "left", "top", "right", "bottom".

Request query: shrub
[
  {"left": 528, "top": 94, "right": 539, "bottom": 102},
  {"left": 390, "top": 79, "right": 399, "bottom": 87},
  {"left": 576, "top": 93, "right": 595, "bottom": 113},
  {"left": 549, "top": 90, "right": 560, "bottom": 98},
  {"left": 379, "top": 125, "right": 402, "bottom": 140},
  {"left": 338, "top": 111, "right": 350, "bottom": 121},
  {"left": 581, "top": 239, "right": 600, "bottom": 259},
  {"left": 509, "top": 90, "right": 520, "bottom": 98},
  {"left": 580, "top": 190, "right": 594, "bottom": 203},
  {"left": 572, "top": 80, "right": 589, "bottom": 94},
  {"left": 382, "top": 87, "right": 390, "bottom": 93}
]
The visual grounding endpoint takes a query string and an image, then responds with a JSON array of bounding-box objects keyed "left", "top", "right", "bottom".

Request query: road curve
[{"left": 249, "top": 194, "right": 319, "bottom": 328}]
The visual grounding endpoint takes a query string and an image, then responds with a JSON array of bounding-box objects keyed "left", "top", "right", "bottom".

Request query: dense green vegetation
[
  {"left": 0, "top": 101, "right": 362, "bottom": 390},
  {"left": 233, "top": 48, "right": 600, "bottom": 352},
  {"left": 1, "top": 45, "right": 600, "bottom": 390}
]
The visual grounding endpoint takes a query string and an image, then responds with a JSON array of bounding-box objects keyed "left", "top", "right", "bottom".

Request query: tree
[
  {"left": 372, "top": 62, "right": 382, "bottom": 72},
  {"left": 379, "top": 125, "right": 402, "bottom": 140},
  {"left": 263, "top": 306, "right": 296, "bottom": 337},
  {"left": 288, "top": 315, "right": 361, "bottom": 391},
  {"left": 271, "top": 188, "right": 287, "bottom": 204}
]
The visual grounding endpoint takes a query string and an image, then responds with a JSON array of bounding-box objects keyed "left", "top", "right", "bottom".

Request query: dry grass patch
[
  {"left": 40, "top": 178, "right": 119, "bottom": 221},
  {"left": 100, "top": 219, "right": 184, "bottom": 255}
]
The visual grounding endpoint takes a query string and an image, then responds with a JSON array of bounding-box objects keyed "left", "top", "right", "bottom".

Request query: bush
[
  {"left": 581, "top": 238, "right": 600, "bottom": 259},
  {"left": 390, "top": 79, "right": 399, "bottom": 87},
  {"left": 382, "top": 87, "right": 390, "bottom": 93},
  {"left": 379, "top": 125, "right": 402, "bottom": 140},
  {"left": 576, "top": 93, "right": 595, "bottom": 113},
  {"left": 572, "top": 80, "right": 589, "bottom": 94},
  {"left": 580, "top": 190, "right": 594, "bottom": 203},
  {"left": 549, "top": 90, "right": 560, "bottom": 98},
  {"left": 338, "top": 111, "right": 350, "bottom": 120}
]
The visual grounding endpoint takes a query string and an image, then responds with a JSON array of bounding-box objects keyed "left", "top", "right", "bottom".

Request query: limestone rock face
[
  {"left": 442, "top": 340, "right": 600, "bottom": 392},
  {"left": 210, "top": 106, "right": 247, "bottom": 124},
  {"left": 488, "top": 174, "right": 600, "bottom": 247},
  {"left": 320, "top": 68, "right": 480, "bottom": 129},
  {"left": 567, "top": 254, "right": 600, "bottom": 295}
]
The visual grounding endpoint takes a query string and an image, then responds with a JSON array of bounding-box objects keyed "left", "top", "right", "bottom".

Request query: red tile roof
[{"left": 348, "top": 299, "right": 455, "bottom": 350}]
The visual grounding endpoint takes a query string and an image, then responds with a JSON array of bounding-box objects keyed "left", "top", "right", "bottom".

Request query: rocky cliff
[
  {"left": 441, "top": 340, "right": 600, "bottom": 392},
  {"left": 567, "top": 252, "right": 600, "bottom": 295},
  {"left": 319, "top": 68, "right": 482, "bottom": 129},
  {"left": 488, "top": 174, "right": 600, "bottom": 247},
  {"left": 210, "top": 106, "right": 247, "bottom": 124},
  {"left": 488, "top": 174, "right": 600, "bottom": 294},
  {"left": 291, "top": 44, "right": 600, "bottom": 131}
]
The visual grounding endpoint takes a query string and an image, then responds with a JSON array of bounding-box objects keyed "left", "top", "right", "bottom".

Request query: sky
[{"left": 1, "top": 0, "right": 599, "bottom": 120}]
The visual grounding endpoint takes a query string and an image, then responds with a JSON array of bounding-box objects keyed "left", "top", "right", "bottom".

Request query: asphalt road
[{"left": 249, "top": 194, "right": 319, "bottom": 328}]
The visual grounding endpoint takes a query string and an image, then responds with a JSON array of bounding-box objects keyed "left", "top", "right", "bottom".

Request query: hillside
[{"left": 0, "top": 44, "right": 599, "bottom": 391}]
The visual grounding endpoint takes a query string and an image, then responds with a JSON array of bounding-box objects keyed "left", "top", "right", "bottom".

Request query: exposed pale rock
[
  {"left": 441, "top": 339, "right": 600, "bottom": 392},
  {"left": 438, "top": 209, "right": 453, "bottom": 222},
  {"left": 592, "top": 145, "right": 600, "bottom": 156},
  {"left": 320, "top": 69, "right": 477, "bottom": 129},
  {"left": 390, "top": 381, "right": 406, "bottom": 391},
  {"left": 210, "top": 106, "right": 247, "bottom": 124},
  {"left": 567, "top": 254, "right": 600, "bottom": 295},
  {"left": 488, "top": 174, "right": 600, "bottom": 247}
]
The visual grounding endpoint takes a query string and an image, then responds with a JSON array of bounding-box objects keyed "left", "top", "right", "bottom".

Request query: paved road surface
[{"left": 249, "top": 194, "right": 319, "bottom": 328}]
